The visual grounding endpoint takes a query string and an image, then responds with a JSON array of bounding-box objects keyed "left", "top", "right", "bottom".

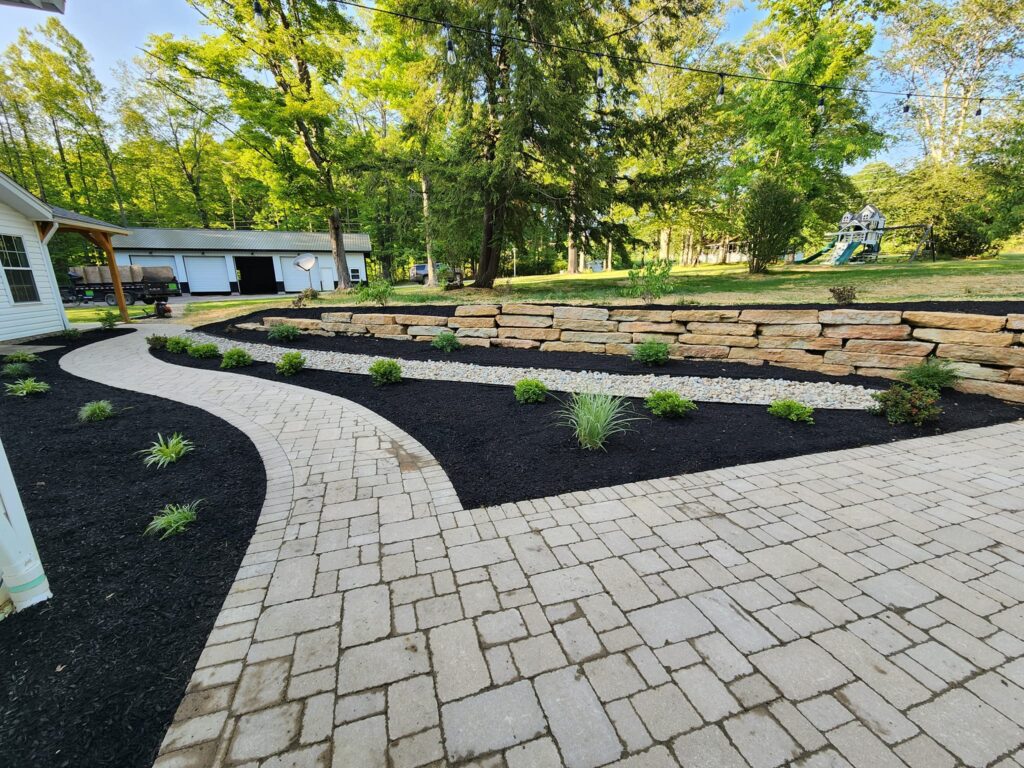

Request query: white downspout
[{"left": 0, "top": 433, "right": 51, "bottom": 618}]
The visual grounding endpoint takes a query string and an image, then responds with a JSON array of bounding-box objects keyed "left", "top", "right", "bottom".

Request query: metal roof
[
  {"left": 51, "top": 205, "right": 131, "bottom": 236},
  {"left": 112, "top": 227, "right": 371, "bottom": 253}
]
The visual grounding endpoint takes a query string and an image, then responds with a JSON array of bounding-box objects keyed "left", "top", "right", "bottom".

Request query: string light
[
  {"left": 596, "top": 65, "right": 605, "bottom": 90},
  {"left": 975, "top": 98, "right": 983, "bottom": 117},
  {"left": 716, "top": 73, "right": 725, "bottom": 106},
  {"left": 903, "top": 93, "right": 911, "bottom": 114},
  {"left": 446, "top": 38, "right": 456, "bottom": 65},
  {"left": 252, "top": 0, "right": 264, "bottom": 19},
  {"left": 816, "top": 89, "right": 825, "bottom": 116}
]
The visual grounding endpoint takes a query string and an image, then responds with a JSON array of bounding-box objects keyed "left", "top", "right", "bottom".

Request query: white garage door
[
  {"left": 184, "top": 256, "right": 230, "bottom": 293},
  {"left": 128, "top": 255, "right": 179, "bottom": 278},
  {"left": 280, "top": 256, "right": 322, "bottom": 292}
]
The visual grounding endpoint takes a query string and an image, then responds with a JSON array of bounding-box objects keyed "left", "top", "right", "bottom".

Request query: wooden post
[{"left": 91, "top": 232, "right": 129, "bottom": 322}]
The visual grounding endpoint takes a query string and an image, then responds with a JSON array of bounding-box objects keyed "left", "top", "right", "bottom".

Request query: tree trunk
[
  {"left": 420, "top": 172, "right": 437, "bottom": 287},
  {"left": 474, "top": 200, "right": 501, "bottom": 289},
  {"left": 659, "top": 227, "right": 671, "bottom": 262},
  {"left": 50, "top": 116, "right": 75, "bottom": 201},
  {"left": 567, "top": 209, "right": 579, "bottom": 274},
  {"left": 329, "top": 208, "right": 351, "bottom": 290},
  {"left": 606, "top": 239, "right": 613, "bottom": 271}
]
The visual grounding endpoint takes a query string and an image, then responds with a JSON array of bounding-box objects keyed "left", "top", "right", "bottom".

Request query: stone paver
[{"left": 60, "top": 329, "right": 1024, "bottom": 767}]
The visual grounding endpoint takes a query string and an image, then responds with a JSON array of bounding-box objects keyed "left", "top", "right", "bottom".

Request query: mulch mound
[
  {"left": 0, "top": 330, "right": 265, "bottom": 768},
  {"left": 153, "top": 348, "right": 1024, "bottom": 510}
]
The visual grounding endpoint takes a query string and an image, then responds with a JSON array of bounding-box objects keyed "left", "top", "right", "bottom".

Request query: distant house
[
  {"left": 0, "top": 171, "right": 128, "bottom": 342},
  {"left": 111, "top": 228, "right": 372, "bottom": 296}
]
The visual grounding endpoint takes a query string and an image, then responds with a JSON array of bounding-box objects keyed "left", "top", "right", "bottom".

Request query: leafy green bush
[
  {"left": 187, "top": 343, "right": 221, "bottom": 359},
  {"left": 869, "top": 384, "right": 943, "bottom": 426},
  {"left": 556, "top": 392, "right": 641, "bottom": 450},
  {"left": 98, "top": 310, "right": 119, "bottom": 329},
  {"left": 623, "top": 259, "right": 673, "bottom": 303},
  {"left": 357, "top": 279, "right": 395, "bottom": 307},
  {"left": 741, "top": 177, "right": 805, "bottom": 274},
  {"left": 898, "top": 357, "right": 961, "bottom": 392},
  {"left": 60, "top": 328, "right": 82, "bottom": 341},
  {"left": 2, "top": 362, "right": 31, "bottom": 378},
  {"left": 140, "top": 432, "right": 194, "bottom": 468},
  {"left": 937, "top": 208, "right": 998, "bottom": 259},
  {"left": 431, "top": 331, "right": 462, "bottom": 352},
  {"left": 165, "top": 336, "right": 193, "bottom": 353},
  {"left": 78, "top": 399, "right": 114, "bottom": 422},
  {"left": 267, "top": 322, "right": 302, "bottom": 342},
  {"left": 632, "top": 340, "right": 670, "bottom": 366},
  {"left": 4, "top": 351, "right": 40, "bottom": 364},
  {"left": 220, "top": 348, "right": 253, "bottom": 369},
  {"left": 829, "top": 285, "right": 857, "bottom": 305},
  {"left": 767, "top": 399, "right": 815, "bottom": 424},
  {"left": 276, "top": 351, "right": 306, "bottom": 376},
  {"left": 146, "top": 334, "right": 169, "bottom": 349},
  {"left": 514, "top": 378, "right": 549, "bottom": 404},
  {"left": 645, "top": 390, "right": 697, "bottom": 418},
  {"left": 4, "top": 378, "right": 50, "bottom": 397},
  {"left": 369, "top": 358, "right": 402, "bottom": 386},
  {"left": 145, "top": 500, "right": 202, "bottom": 540}
]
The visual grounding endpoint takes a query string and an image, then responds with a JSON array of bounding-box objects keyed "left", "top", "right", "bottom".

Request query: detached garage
[{"left": 110, "top": 228, "right": 372, "bottom": 296}]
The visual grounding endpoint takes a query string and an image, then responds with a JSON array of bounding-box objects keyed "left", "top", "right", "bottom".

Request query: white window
[
  {"left": 350, "top": 268, "right": 360, "bottom": 282},
  {"left": 1, "top": 235, "right": 39, "bottom": 303}
]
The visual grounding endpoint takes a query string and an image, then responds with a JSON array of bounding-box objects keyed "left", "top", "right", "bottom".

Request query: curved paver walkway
[{"left": 63, "top": 327, "right": 1024, "bottom": 768}]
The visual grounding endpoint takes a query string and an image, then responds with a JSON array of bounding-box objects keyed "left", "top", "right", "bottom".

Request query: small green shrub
[
  {"left": 60, "top": 328, "right": 82, "bottom": 341},
  {"left": 4, "top": 378, "right": 50, "bottom": 397},
  {"left": 514, "top": 378, "right": 549, "bottom": 404},
  {"left": 767, "top": 399, "right": 815, "bottom": 424},
  {"left": 276, "top": 351, "right": 306, "bottom": 376},
  {"left": 146, "top": 334, "right": 169, "bottom": 349},
  {"left": 187, "top": 343, "right": 221, "bottom": 359},
  {"left": 165, "top": 336, "right": 193, "bottom": 353},
  {"left": 369, "top": 358, "right": 402, "bottom": 386},
  {"left": 632, "top": 340, "right": 670, "bottom": 366},
  {"left": 4, "top": 351, "right": 40, "bottom": 364},
  {"left": 431, "top": 331, "right": 462, "bottom": 353},
  {"left": 267, "top": 322, "right": 302, "bottom": 342},
  {"left": 140, "top": 432, "right": 194, "bottom": 468},
  {"left": 2, "top": 362, "right": 31, "bottom": 378},
  {"left": 556, "top": 392, "right": 641, "bottom": 450},
  {"left": 869, "top": 384, "right": 943, "bottom": 426},
  {"left": 645, "top": 390, "right": 697, "bottom": 418},
  {"left": 78, "top": 399, "right": 114, "bottom": 422},
  {"left": 356, "top": 279, "right": 395, "bottom": 307},
  {"left": 829, "top": 285, "right": 857, "bottom": 305},
  {"left": 623, "top": 259, "right": 673, "bottom": 303},
  {"left": 145, "top": 500, "right": 202, "bottom": 540},
  {"left": 898, "top": 357, "right": 961, "bottom": 392},
  {"left": 98, "top": 310, "right": 119, "bottom": 329},
  {"left": 221, "top": 348, "right": 253, "bottom": 369}
]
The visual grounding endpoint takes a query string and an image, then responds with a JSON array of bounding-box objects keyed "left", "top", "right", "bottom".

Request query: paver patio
[{"left": 63, "top": 328, "right": 1024, "bottom": 768}]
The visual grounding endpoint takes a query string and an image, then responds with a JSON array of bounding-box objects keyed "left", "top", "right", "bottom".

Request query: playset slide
[
  {"left": 793, "top": 237, "right": 837, "bottom": 264},
  {"left": 828, "top": 241, "right": 862, "bottom": 266}
]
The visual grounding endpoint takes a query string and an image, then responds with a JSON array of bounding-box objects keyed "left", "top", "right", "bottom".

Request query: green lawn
[{"left": 66, "top": 304, "right": 150, "bottom": 323}]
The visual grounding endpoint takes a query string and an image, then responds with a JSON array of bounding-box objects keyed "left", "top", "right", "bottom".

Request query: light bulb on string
[
  {"left": 975, "top": 98, "right": 983, "bottom": 117},
  {"left": 596, "top": 65, "right": 605, "bottom": 91},
  {"left": 253, "top": 0, "right": 265, "bottom": 22},
  {"left": 903, "top": 93, "right": 911, "bottom": 114},
  {"left": 716, "top": 74, "right": 725, "bottom": 106},
  {"left": 816, "top": 89, "right": 826, "bottom": 116},
  {"left": 441, "top": 23, "right": 450, "bottom": 39},
  {"left": 446, "top": 39, "right": 456, "bottom": 65}
]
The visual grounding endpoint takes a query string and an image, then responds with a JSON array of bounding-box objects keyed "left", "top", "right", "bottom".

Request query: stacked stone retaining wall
[{"left": 241, "top": 305, "right": 1024, "bottom": 402}]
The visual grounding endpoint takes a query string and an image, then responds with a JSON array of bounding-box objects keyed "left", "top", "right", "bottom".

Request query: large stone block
[
  {"left": 1010, "top": 368, "right": 1024, "bottom": 384},
  {"left": 368, "top": 325, "right": 407, "bottom": 336},
  {"left": 776, "top": 361, "right": 853, "bottom": 376},
  {"left": 618, "top": 321, "right": 687, "bottom": 333},
  {"left": 668, "top": 344, "right": 729, "bottom": 359},
  {"left": 903, "top": 311, "right": 1006, "bottom": 332},
  {"left": 1008, "top": 315, "right": 1024, "bottom": 331},
  {"left": 492, "top": 338, "right": 540, "bottom": 349},
  {"left": 321, "top": 312, "right": 353, "bottom": 323},
  {"left": 263, "top": 317, "right": 321, "bottom": 330},
  {"left": 456, "top": 327, "right": 498, "bottom": 338},
  {"left": 394, "top": 314, "right": 448, "bottom": 326},
  {"left": 671, "top": 310, "right": 740, "bottom": 322},
  {"left": 455, "top": 305, "right": 500, "bottom": 316},
  {"left": 631, "top": 333, "right": 679, "bottom": 344},
  {"left": 843, "top": 339, "right": 934, "bottom": 357},
  {"left": 818, "top": 309, "right": 902, "bottom": 325},
  {"left": 911, "top": 328, "right": 1015, "bottom": 347},
  {"left": 679, "top": 333, "right": 758, "bottom": 348},
  {"left": 687, "top": 321, "right": 757, "bottom": 336},
  {"left": 407, "top": 325, "right": 448, "bottom": 336},
  {"left": 609, "top": 309, "right": 675, "bottom": 322},
  {"left": 729, "top": 347, "right": 818, "bottom": 363},
  {"left": 948, "top": 363, "right": 1009, "bottom": 382},
  {"left": 322, "top": 322, "right": 368, "bottom": 335},
  {"left": 605, "top": 343, "right": 636, "bottom": 356},
  {"left": 458, "top": 337, "right": 491, "bottom": 348},
  {"left": 502, "top": 303, "right": 554, "bottom": 316},
  {"left": 935, "top": 344, "right": 1024, "bottom": 368},
  {"left": 552, "top": 319, "right": 619, "bottom": 332},
  {"left": 560, "top": 331, "right": 632, "bottom": 344},
  {"left": 497, "top": 327, "right": 561, "bottom": 341},
  {"left": 552, "top": 306, "right": 610, "bottom": 321},
  {"left": 853, "top": 367, "right": 902, "bottom": 380},
  {"left": 496, "top": 315, "right": 553, "bottom": 328},
  {"left": 234, "top": 322, "right": 266, "bottom": 331},
  {"left": 758, "top": 336, "right": 842, "bottom": 350},
  {"left": 824, "top": 350, "right": 922, "bottom": 369},
  {"left": 758, "top": 323, "right": 822, "bottom": 338},
  {"left": 358, "top": 313, "right": 396, "bottom": 325},
  {"left": 822, "top": 324, "right": 912, "bottom": 340},
  {"left": 739, "top": 309, "right": 819, "bottom": 324},
  {"left": 448, "top": 317, "right": 497, "bottom": 329},
  {"left": 541, "top": 341, "right": 605, "bottom": 353},
  {"left": 954, "top": 379, "right": 1024, "bottom": 403}
]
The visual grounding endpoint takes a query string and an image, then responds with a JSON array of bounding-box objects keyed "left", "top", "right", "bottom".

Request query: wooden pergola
[{"left": 42, "top": 207, "right": 133, "bottom": 322}]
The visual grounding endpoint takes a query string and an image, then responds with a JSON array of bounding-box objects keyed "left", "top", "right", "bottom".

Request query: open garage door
[{"left": 183, "top": 256, "right": 230, "bottom": 294}]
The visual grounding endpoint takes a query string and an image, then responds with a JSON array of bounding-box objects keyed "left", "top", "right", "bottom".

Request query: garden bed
[
  {"left": 0, "top": 331, "right": 265, "bottom": 768},
  {"left": 152, "top": 348, "right": 1023, "bottom": 509}
]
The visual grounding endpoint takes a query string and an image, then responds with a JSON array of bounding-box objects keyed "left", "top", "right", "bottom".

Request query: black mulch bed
[
  {"left": 153, "top": 348, "right": 1024, "bottom": 510},
  {"left": 0, "top": 331, "right": 265, "bottom": 768}
]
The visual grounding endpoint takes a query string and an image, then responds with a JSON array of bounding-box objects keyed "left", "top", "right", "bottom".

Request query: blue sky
[{"left": 0, "top": 0, "right": 912, "bottom": 168}]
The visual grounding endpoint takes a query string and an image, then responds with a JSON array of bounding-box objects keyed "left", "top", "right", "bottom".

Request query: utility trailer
[{"left": 62, "top": 265, "right": 182, "bottom": 307}]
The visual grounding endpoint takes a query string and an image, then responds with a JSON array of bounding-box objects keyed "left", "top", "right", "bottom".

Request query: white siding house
[{"left": 111, "top": 228, "right": 372, "bottom": 296}]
